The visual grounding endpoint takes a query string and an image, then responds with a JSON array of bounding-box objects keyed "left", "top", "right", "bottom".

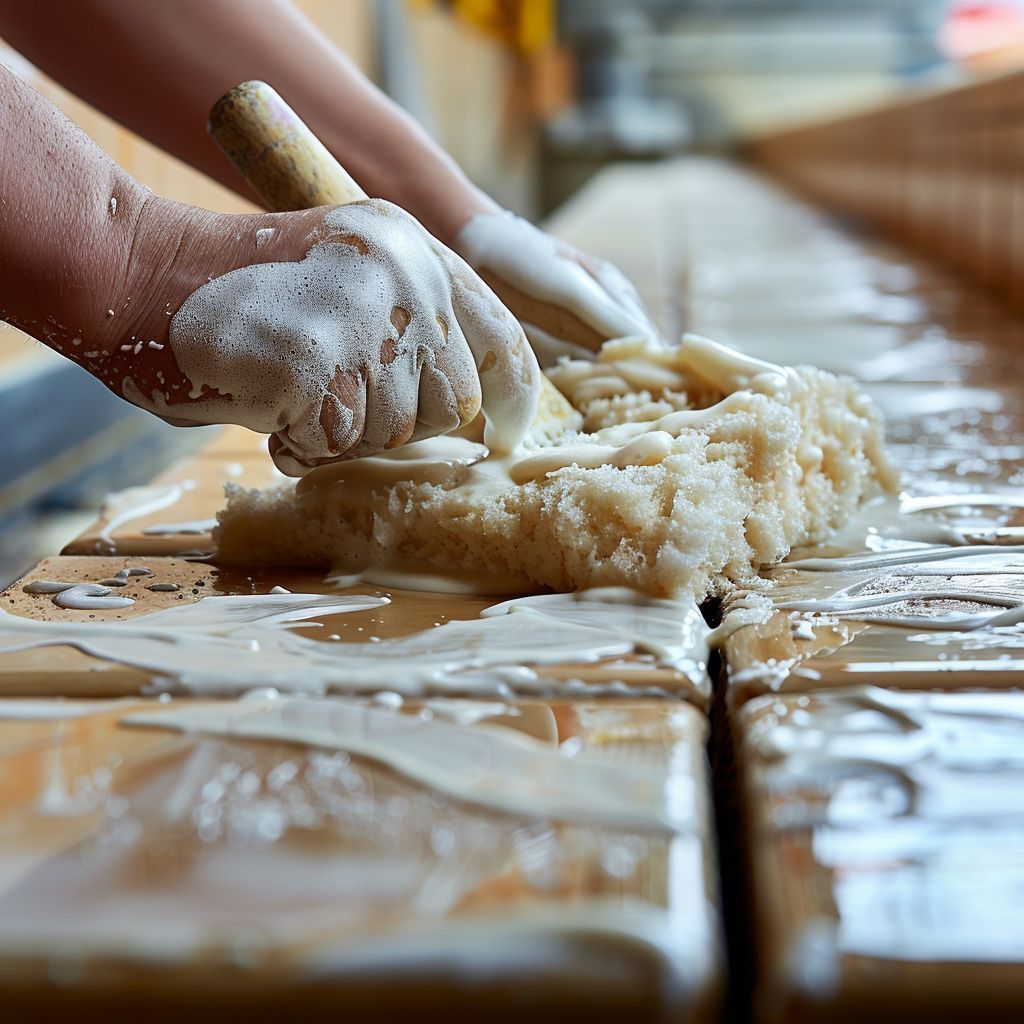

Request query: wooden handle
[{"left": 208, "top": 80, "right": 366, "bottom": 211}]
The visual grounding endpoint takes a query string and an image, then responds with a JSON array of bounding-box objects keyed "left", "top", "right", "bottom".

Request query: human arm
[
  {"left": 0, "top": 0, "right": 660, "bottom": 362},
  {"left": 0, "top": 65, "right": 537, "bottom": 473},
  {"left": 0, "top": 0, "right": 490, "bottom": 244}
]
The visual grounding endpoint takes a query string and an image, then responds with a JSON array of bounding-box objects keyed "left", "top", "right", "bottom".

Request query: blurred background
[{"left": 2, "top": 0, "right": 1023, "bottom": 583}]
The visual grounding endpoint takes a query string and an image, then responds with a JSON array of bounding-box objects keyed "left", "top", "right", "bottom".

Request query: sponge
[{"left": 215, "top": 335, "right": 894, "bottom": 599}]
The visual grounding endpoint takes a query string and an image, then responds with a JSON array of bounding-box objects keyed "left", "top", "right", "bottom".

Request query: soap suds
[
  {"left": 455, "top": 210, "right": 659, "bottom": 362},
  {"left": 127, "top": 201, "right": 540, "bottom": 474},
  {"left": 23, "top": 581, "right": 134, "bottom": 611}
]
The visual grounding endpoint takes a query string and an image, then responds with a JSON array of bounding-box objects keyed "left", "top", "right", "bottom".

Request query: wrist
[
  {"left": 98, "top": 198, "right": 331, "bottom": 353},
  {"left": 424, "top": 180, "right": 500, "bottom": 248},
  {"left": 90, "top": 194, "right": 208, "bottom": 355},
  {"left": 87, "top": 200, "right": 346, "bottom": 416},
  {"left": 352, "top": 156, "right": 499, "bottom": 247}
]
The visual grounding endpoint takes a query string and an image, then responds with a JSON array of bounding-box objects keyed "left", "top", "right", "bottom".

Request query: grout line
[
  {"left": 707, "top": 646, "right": 757, "bottom": 1024},
  {"left": 700, "top": 595, "right": 756, "bottom": 1024}
]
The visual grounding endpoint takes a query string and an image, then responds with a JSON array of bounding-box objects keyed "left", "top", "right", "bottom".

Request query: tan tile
[
  {"left": 724, "top": 501, "right": 1024, "bottom": 707},
  {"left": 63, "top": 452, "right": 280, "bottom": 557},
  {"left": 0, "top": 696, "right": 721, "bottom": 1021},
  {"left": 0, "top": 557, "right": 710, "bottom": 706},
  {"left": 736, "top": 687, "right": 1024, "bottom": 1022}
]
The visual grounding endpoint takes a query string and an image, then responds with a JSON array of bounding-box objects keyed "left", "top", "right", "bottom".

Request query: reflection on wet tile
[
  {"left": 738, "top": 687, "right": 1024, "bottom": 1021},
  {"left": 0, "top": 697, "right": 721, "bottom": 1019}
]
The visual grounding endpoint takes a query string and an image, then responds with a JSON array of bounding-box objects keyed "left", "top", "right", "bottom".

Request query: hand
[
  {"left": 86, "top": 198, "right": 540, "bottom": 475},
  {"left": 454, "top": 210, "right": 661, "bottom": 367}
]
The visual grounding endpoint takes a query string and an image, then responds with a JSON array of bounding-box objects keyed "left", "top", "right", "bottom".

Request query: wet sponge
[{"left": 215, "top": 338, "right": 894, "bottom": 599}]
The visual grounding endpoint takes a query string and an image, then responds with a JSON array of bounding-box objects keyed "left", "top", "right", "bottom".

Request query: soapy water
[
  {"left": 97, "top": 483, "right": 194, "bottom": 551},
  {"left": 0, "top": 697, "right": 714, "bottom": 993},
  {"left": 784, "top": 544, "right": 1024, "bottom": 574},
  {"left": 0, "top": 588, "right": 711, "bottom": 700},
  {"left": 124, "top": 696, "right": 697, "bottom": 833},
  {"left": 719, "top": 486, "right": 1024, "bottom": 690},
  {"left": 778, "top": 586, "right": 1024, "bottom": 631},
  {"left": 742, "top": 685, "right": 1024, "bottom": 962},
  {"left": 764, "top": 544, "right": 1024, "bottom": 633}
]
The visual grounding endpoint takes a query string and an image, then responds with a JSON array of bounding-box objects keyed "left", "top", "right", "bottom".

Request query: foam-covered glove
[
  {"left": 93, "top": 199, "right": 540, "bottom": 476},
  {"left": 454, "top": 210, "right": 660, "bottom": 367}
]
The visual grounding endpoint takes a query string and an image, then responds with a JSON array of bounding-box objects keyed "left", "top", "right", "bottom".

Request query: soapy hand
[
  {"left": 94, "top": 199, "right": 540, "bottom": 476},
  {"left": 454, "top": 210, "right": 661, "bottom": 367}
]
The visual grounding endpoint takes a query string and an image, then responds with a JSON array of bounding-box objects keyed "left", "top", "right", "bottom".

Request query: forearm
[
  {"left": 0, "top": 64, "right": 333, "bottom": 410},
  {"left": 0, "top": 0, "right": 497, "bottom": 243},
  {"left": 0, "top": 63, "right": 147, "bottom": 358}
]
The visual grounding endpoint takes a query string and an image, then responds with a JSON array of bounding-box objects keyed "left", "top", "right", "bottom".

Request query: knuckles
[{"left": 176, "top": 198, "right": 514, "bottom": 468}]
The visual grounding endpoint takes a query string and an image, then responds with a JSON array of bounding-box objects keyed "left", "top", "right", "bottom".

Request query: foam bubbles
[{"left": 142, "top": 201, "right": 539, "bottom": 475}]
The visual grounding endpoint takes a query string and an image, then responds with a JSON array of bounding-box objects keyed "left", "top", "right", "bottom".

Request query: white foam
[
  {"left": 455, "top": 211, "right": 660, "bottom": 361},
  {"left": 131, "top": 201, "right": 539, "bottom": 474}
]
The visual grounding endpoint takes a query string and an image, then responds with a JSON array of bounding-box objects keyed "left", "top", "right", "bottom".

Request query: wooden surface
[
  {"left": 736, "top": 688, "right": 1024, "bottom": 1023},
  {"left": 663, "top": 159, "right": 1024, "bottom": 712},
  {"left": 62, "top": 444, "right": 278, "bottom": 558},
  {"left": 1, "top": 158, "right": 719, "bottom": 1018},
  {"left": 0, "top": 555, "right": 705, "bottom": 704},
  {"left": 0, "top": 695, "right": 719, "bottom": 1022},
  {"left": 670, "top": 159, "right": 1024, "bottom": 1019},
  {"left": 5, "top": 156, "right": 1024, "bottom": 1018}
]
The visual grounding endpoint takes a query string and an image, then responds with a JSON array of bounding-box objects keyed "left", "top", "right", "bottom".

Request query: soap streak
[
  {"left": 124, "top": 697, "right": 694, "bottom": 833},
  {"left": 97, "top": 483, "right": 193, "bottom": 550},
  {"left": 785, "top": 545, "right": 1024, "bottom": 573},
  {"left": 142, "top": 519, "right": 218, "bottom": 536},
  {"left": 779, "top": 588, "right": 1024, "bottom": 631},
  {"left": 0, "top": 589, "right": 710, "bottom": 700}
]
